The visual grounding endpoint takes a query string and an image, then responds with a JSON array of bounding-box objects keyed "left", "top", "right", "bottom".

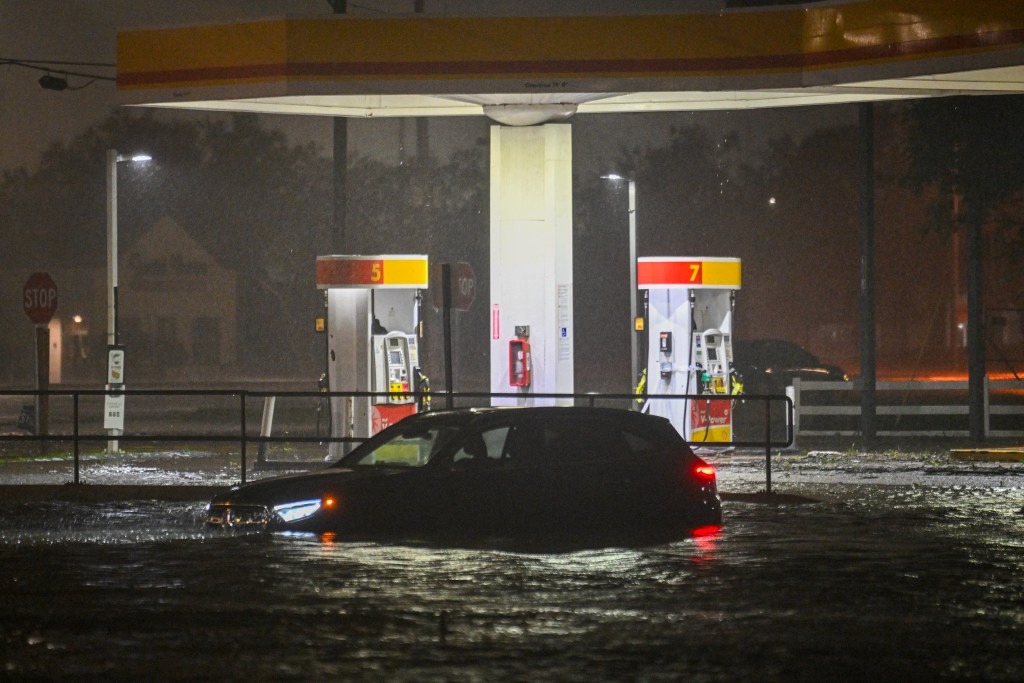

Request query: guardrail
[
  {"left": 789, "top": 377, "right": 1024, "bottom": 443},
  {"left": 0, "top": 388, "right": 793, "bottom": 490}
]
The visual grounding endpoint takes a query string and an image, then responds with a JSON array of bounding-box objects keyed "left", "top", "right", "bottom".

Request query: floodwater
[{"left": 2, "top": 454, "right": 1023, "bottom": 681}]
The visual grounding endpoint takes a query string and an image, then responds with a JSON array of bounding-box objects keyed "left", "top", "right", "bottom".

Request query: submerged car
[
  {"left": 732, "top": 338, "right": 849, "bottom": 395},
  {"left": 207, "top": 407, "right": 721, "bottom": 540}
]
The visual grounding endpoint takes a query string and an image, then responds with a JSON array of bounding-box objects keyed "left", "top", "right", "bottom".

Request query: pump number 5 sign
[{"left": 316, "top": 255, "right": 429, "bottom": 289}]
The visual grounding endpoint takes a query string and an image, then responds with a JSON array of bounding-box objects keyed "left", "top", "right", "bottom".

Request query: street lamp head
[
  {"left": 601, "top": 173, "right": 628, "bottom": 181},
  {"left": 113, "top": 151, "right": 152, "bottom": 163}
]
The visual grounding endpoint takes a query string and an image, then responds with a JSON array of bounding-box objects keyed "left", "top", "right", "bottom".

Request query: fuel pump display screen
[{"left": 390, "top": 351, "right": 402, "bottom": 365}]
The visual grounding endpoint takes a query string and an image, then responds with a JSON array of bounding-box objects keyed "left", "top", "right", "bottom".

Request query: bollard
[
  {"left": 240, "top": 393, "right": 247, "bottom": 486},
  {"left": 764, "top": 397, "right": 772, "bottom": 495},
  {"left": 258, "top": 396, "right": 276, "bottom": 463},
  {"left": 73, "top": 393, "right": 80, "bottom": 485}
]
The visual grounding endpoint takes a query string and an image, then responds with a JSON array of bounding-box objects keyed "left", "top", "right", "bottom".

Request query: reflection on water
[{"left": 1, "top": 483, "right": 1023, "bottom": 680}]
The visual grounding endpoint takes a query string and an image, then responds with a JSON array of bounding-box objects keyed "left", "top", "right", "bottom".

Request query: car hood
[
  {"left": 211, "top": 466, "right": 407, "bottom": 506},
  {"left": 752, "top": 363, "right": 847, "bottom": 380}
]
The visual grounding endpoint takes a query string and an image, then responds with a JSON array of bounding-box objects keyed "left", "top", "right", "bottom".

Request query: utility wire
[
  {"left": 1, "top": 57, "right": 115, "bottom": 68},
  {"left": 1, "top": 57, "right": 116, "bottom": 84}
]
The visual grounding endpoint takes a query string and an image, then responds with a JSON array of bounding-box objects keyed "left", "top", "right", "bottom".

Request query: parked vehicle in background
[
  {"left": 732, "top": 338, "right": 849, "bottom": 395},
  {"left": 207, "top": 407, "right": 722, "bottom": 542}
]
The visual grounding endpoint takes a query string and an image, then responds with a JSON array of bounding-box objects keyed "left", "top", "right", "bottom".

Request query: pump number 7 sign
[{"left": 637, "top": 257, "right": 742, "bottom": 289}]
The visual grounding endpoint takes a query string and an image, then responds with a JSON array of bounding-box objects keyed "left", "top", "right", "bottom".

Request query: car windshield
[{"left": 335, "top": 421, "right": 466, "bottom": 468}]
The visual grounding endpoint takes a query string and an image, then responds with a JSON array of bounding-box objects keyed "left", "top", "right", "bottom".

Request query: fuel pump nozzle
[{"left": 696, "top": 363, "right": 711, "bottom": 394}]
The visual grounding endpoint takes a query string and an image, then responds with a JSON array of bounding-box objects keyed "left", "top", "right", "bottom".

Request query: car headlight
[{"left": 273, "top": 498, "right": 325, "bottom": 523}]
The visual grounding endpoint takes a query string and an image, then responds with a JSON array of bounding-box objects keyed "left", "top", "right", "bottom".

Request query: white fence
[{"left": 788, "top": 378, "right": 1024, "bottom": 441}]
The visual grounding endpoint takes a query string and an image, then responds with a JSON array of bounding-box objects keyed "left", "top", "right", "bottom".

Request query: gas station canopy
[{"left": 117, "top": 0, "right": 1024, "bottom": 123}]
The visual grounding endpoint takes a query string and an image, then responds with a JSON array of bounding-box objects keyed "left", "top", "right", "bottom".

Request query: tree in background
[
  {"left": 902, "top": 96, "right": 1024, "bottom": 249},
  {"left": 0, "top": 109, "right": 332, "bottom": 384},
  {"left": 902, "top": 94, "right": 1024, "bottom": 408},
  {"left": 0, "top": 108, "right": 493, "bottom": 390}
]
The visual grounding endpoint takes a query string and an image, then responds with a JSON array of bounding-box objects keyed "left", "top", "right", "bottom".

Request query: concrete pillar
[{"left": 489, "top": 124, "right": 574, "bottom": 405}]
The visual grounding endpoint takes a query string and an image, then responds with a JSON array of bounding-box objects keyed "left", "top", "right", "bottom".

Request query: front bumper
[{"left": 206, "top": 503, "right": 274, "bottom": 528}]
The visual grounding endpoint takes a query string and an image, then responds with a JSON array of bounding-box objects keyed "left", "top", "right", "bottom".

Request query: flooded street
[{"left": 1, "top": 452, "right": 1023, "bottom": 680}]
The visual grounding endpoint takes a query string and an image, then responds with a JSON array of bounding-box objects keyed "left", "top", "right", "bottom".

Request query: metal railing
[
  {"left": 788, "top": 377, "right": 1024, "bottom": 442},
  {"left": 0, "top": 388, "right": 794, "bottom": 490}
]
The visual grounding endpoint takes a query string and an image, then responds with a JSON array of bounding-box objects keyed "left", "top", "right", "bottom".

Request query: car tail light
[
  {"left": 691, "top": 524, "right": 721, "bottom": 537},
  {"left": 692, "top": 459, "right": 716, "bottom": 480}
]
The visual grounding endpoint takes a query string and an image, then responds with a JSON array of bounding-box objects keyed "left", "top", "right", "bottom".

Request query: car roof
[
  {"left": 405, "top": 406, "right": 673, "bottom": 428},
  {"left": 733, "top": 338, "right": 801, "bottom": 351}
]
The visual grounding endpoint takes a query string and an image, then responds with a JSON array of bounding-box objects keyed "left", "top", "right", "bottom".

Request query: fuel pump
[
  {"left": 372, "top": 331, "right": 418, "bottom": 404},
  {"left": 692, "top": 329, "right": 733, "bottom": 396},
  {"left": 639, "top": 256, "right": 741, "bottom": 443},
  {"left": 316, "top": 254, "right": 429, "bottom": 455}
]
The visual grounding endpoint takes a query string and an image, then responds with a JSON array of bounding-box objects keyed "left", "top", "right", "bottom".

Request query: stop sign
[
  {"left": 23, "top": 272, "right": 59, "bottom": 325},
  {"left": 431, "top": 261, "right": 477, "bottom": 311},
  {"left": 451, "top": 261, "right": 476, "bottom": 311}
]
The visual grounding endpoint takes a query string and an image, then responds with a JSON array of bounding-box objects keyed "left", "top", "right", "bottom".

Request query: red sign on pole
[
  {"left": 23, "top": 272, "right": 59, "bottom": 325},
  {"left": 451, "top": 262, "right": 476, "bottom": 311},
  {"left": 431, "top": 261, "right": 477, "bottom": 311}
]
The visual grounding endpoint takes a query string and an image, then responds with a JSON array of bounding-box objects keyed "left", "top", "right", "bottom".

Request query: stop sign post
[
  {"left": 434, "top": 262, "right": 477, "bottom": 407},
  {"left": 23, "top": 272, "right": 58, "bottom": 453}
]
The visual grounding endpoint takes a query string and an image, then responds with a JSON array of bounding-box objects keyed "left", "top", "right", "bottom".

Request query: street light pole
[
  {"left": 106, "top": 149, "right": 119, "bottom": 349},
  {"left": 105, "top": 149, "right": 151, "bottom": 452}
]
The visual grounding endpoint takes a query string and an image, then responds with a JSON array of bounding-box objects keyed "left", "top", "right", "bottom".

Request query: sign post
[
  {"left": 104, "top": 346, "right": 126, "bottom": 452},
  {"left": 23, "top": 272, "right": 58, "bottom": 454},
  {"left": 431, "top": 262, "right": 476, "bottom": 407}
]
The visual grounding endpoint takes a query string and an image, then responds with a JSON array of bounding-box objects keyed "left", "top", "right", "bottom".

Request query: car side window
[
  {"left": 355, "top": 426, "right": 455, "bottom": 467},
  {"left": 500, "top": 421, "right": 542, "bottom": 463},
  {"left": 452, "top": 426, "right": 510, "bottom": 466},
  {"left": 540, "top": 419, "right": 628, "bottom": 461},
  {"left": 620, "top": 428, "right": 658, "bottom": 455}
]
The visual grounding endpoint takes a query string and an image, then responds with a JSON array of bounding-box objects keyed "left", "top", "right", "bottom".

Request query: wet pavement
[
  {"left": 2, "top": 440, "right": 1022, "bottom": 498},
  {"left": 1, "top": 443, "right": 1023, "bottom": 680}
]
